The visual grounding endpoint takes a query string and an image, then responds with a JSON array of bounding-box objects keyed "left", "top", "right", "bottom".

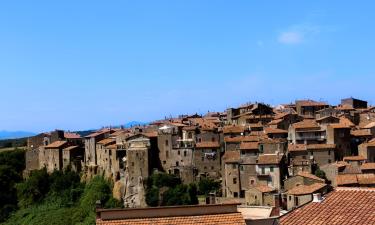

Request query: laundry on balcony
[{"left": 205, "top": 152, "right": 216, "bottom": 160}]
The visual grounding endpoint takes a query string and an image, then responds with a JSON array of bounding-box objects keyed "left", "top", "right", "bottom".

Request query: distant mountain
[
  {"left": 0, "top": 131, "right": 36, "bottom": 140},
  {"left": 124, "top": 121, "right": 148, "bottom": 128}
]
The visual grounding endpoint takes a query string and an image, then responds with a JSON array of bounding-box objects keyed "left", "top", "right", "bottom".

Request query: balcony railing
[
  {"left": 295, "top": 135, "right": 326, "bottom": 141},
  {"left": 173, "top": 139, "right": 195, "bottom": 149}
]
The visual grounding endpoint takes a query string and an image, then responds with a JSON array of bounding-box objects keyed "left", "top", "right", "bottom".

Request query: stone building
[
  {"left": 341, "top": 97, "right": 368, "bottom": 109},
  {"left": 288, "top": 120, "right": 327, "bottom": 145},
  {"left": 40, "top": 140, "right": 69, "bottom": 173},
  {"left": 63, "top": 145, "right": 84, "bottom": 172},
  {"left": 245, "top": 185, "right": 277, "bottom": 206},
  {"left": 256, "top": 154, "right": 285, "bottom": 191},
  {"left": 295, "top": 100, "right": 329, "bottom": 118},
  {"left": 285, "top": 183, "right": 327, "bottom": 210},
  {"left": 123, "top": 136, "right": 151, "bottom": 208},
  {"left": 194, "top": 141, "right": 221, "bottom": 179},
  {"left": 284, "top": 171, "right": 325, "bottom": 191},
  {"left": 223, "top": 151, "right": 241, "bottom": 198},
  {"left": 358, "top": 141, "right": 375, "bottom": 162}
]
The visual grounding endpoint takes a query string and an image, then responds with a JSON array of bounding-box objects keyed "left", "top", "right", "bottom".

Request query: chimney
[{"left": 312, "top": 193, "right": 323, "bottom": 203}]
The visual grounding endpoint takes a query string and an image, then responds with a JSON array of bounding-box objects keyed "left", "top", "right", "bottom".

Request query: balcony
[
  {"left": 173, "top": 139, "right": 195, "bottom": 149},
  {"left": 295, "top": 135, "right": 326, "bottom": 141},
  {"left": 256, "top": 171, "right": 271, "bottom": 177}
]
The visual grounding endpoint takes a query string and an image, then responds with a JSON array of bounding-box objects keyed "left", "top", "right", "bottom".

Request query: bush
[{"left": 198, "top": 178, "right": 221, "bottom": 196}]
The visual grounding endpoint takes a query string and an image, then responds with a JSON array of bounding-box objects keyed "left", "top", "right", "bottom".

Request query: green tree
[
  {"left": 198, "top": 178, "right": 221, "bottom": 196},
  {"left": 315, "top": 169, "right": 327, "bottom": 180},
  {"left": 17, "top": 168, "right": 50, "bottom": 208}
]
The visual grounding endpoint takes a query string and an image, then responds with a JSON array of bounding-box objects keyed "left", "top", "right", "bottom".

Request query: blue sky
[{"left": 1, "top": 1, "right": 374, "bottom": 132}]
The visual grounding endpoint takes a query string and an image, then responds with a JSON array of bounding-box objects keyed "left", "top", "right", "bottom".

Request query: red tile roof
[
  {"left": 239, "top": 142, "right": 258, "bottom": 150},
  {"left": 264, "top": 127, "right": 288, "bottom": 134},
  {"left": 252, "top": 185, "right": 275, "bottom": 193},
  {"left": 361, "top": 163, "right": 375, "bottom": 170},
  {"left": 343, "top": 155, "right": 366, "bottom": 161},
  {"left": 306, "top": 144, "right": 336, "bottom": 150},
  {"left": 45, "top": 141, "right": 67, "bottom": 148},
  {"left": 287, "top": 183, "right": 327, "bottom": 195},
  {"left": 223, "top": 126, "right": 246, "bottom": 134},
  {"left": 351, "top": 129, "right": 372, "bottom": 137},
  {"left": 357, "top": 174, "right": 375, "bottom": 185},
  {"left": 195, "top": 142, "right": 220, "bottom": 148},
  {"left": 336, "top": 174, "right": 358, "bottom": 186},
  {"left": 257, "top": 154, "right": 283, "bottom": 165},
  {"left": 292, "top": 120, "right": 321, "bottom": 129},
  {"left": 97, "top": 138, "right": 116, "bottom": 146},
  {"left": 223, "top": 151, "right": 241, "bottom": 163},
  {"left": 280, "top": 188, "right": 375, "bottom": 225},
  {"left": 288, "top": 144, "right": 307, "bottom": 152},
  {"left": 97, "top": 213, "right": 246, "bottom": 225},
  {"left": 296, "top": 172, "right": 325, "bottom": 182},
  {"left": 64, "top": 132, "right": 81, "bottom": 139}
]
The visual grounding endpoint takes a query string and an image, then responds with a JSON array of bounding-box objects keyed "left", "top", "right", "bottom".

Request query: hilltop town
[{"left": 23, "top": 97, "right": 375, "bottom": 224}]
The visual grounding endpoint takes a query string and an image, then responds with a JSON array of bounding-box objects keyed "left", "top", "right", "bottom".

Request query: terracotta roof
[
  {"left": 223, "top": 125, "right": 246, "bottom": 134},
  {"left": 297, "top": 172, "right": 325, "bottom": 182},
  {"left": 288, "top": 144, "right": 307, "bottom": 152},
  {"left": 97, "top": 138, "right": 116, "bottom": 146},
  {"left": 249, "top": 123, "right": 264, "bottom": 128},
  {"left": 339, "top": 116, "right": 356, "bottom": 127},
  {"left": 85, "top": 128, "right": 111, "bottom": 138},
  {"left": 315, "top": 115, "right": 339, "bottom": 122},
  {"left": 363, "top": 121, "right": 375, "bottom": 129},
  {"left": 328, "top": 123, "right": 352, "bottom": 129},
  {"left": 182, "top": 126, "right": 197, "bottom": 131},
  {"left": 63, "top": 145, "right": 79, "bottom": 151},
  {"left": 361, "top": 163, "right": 375, "bottom": 170},
  {"left": 274, "top": 112, "right": 295, "bottom": 120},
  {"left": 223, "top": 151, "right": 241, "bottom": 163},
  {"left": 287, "top": 183, "right": 327, "bottom": 195},
  {"left": 142, "top": 131, "right": 158, "bottom": 138},
  {"left": 45, "top": 141, "right": 67, "bottom": 148},
  {"left": 268, "top": 119, "right": 283, "bottom": 125},
  {"left": 306, "top": 144, "right": 336, "bottom": 150},
  {"left": 296, "top": 100, "right": 328, "bottom": 107},
  {"left": 97, "top": 213, "right": 246, "bottom": 225},
  {"left": 357, "top": 174, "right": 375, "bottom": 185},
  {"left": 64, "top": 132, "right": 81, "bottom": 139},
  {"left": 224, "top": 135, "right": 262, "bottom": 143},
  {"left": 107, "top": 144, "right": 117, "bottom": 150},
  {"left": 257, "top": 154, "right": 283, "bottom": 165},
  {"left": 280, "top": 188, "right": 375, "bottom": 225},
  {"left": 239, "top": 142, "right": 258, "bottom": 150},
  {"left": 253, "top": 185, "right": 275, "bottom": 193},
  {"left": 264, "top": 127, "right": 288, "bottom": 134},
  {"left": 351, "top": 129, "right": 372, "bottom": 137},
  {"left": 195, "top": 142, "right": 220, "bottom": 149},
  {"left": 292, "top": 120, "right": 321, "bottom": 129},
  {"left": 336, "top": 174, "right": 358, "bottom": 186},
  {"left": 343, "top": 155, "right": 366, "bottom": 161}
]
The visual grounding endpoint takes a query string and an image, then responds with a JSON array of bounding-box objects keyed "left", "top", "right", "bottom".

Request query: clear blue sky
[{"left": 1, "top": 1, "right": 374, "bottom": 133}]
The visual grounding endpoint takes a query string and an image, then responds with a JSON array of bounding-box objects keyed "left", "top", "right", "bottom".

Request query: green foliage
[
  {"left": 5, "top": 174, "right": 120, "bottom": 225},
  {"left": 17, "top": 168, "right": 50, "bottom": 208},
  {"left": 145, "top": 172, "right": 198, "bottom": 207},
  {"left": 315, "top": 169, "right": 327, "bottom": 180},
  {"left": 197, "top": 178, "right": 221, "bottom": 196},
  {"left": 0, "top": 149, "right": 25, "bottom": 173},
  {"left": 0, "top": 150, "right": 25, "bottom": 222}
]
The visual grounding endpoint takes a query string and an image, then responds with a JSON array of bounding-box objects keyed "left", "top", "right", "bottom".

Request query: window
[
  {"left": 233, "top": 178, "right": 237, "bottom": 184},
  {"left": 328, "top": 150, "right": 331, "bottom": 155},
  {"left": 131, "top": 162, "right": 134, "bottom": 166},
  {"left": 204, "top": 166, "right": 207, "bottom": 170},
  {"left": 302, "top": 155, "right": 306, "bottom": 160},
  {"left": 328, "top": 159, "right": 332, "bottom": 164},
  {"left": 240, "top": 165, "right": 244, "bottom": 171},
  {"left": 241, "top": 150, "right": 245, "bottom": 155},
  {"left": 261, "top": 167, "right": 265, "bottom": 174},
  {"left": 259, "top": 145, "right": 264, "bottom": 153},
  {"left": 163, "top": 161, "right": 166, "bottom": 165},
  {"left": 188, "top": 132, "right": 193, "bottom": 139},
  {"left": 198, "top": 138, "right": 202, "bottom": 143},
  {"left": 232, "top": 164, "right": 237, "bottom": 169},
  {"left": 270, "top": 167, "right": 274, "bottom": 172},
  {"left": 212, "top": 137, "right": 215, "bottom": 142},
  {"left": 250, "top": 180, "right": 255, "bottom": 185},
  {"left": 165, "top": 140, "right": 169, "bottom": 146},
  {"left": 166, "top": 151, "right": 169, "bottom": 158},
  {"left": 289, "top": 196, "right": 292, "bottom": 201},
  {"left": 176, "top": 161, "right": 179, "bottom": 166},
  {"left": 202, "top": 156, "right": 204, "bottom": 161},
  {"left": 184, "top": 151, "right": 187, "bottom": 157},
  {"left": 178, "top": 150, "right": 180, "bottom": 155},
  {"left": 233, "top": 192, "right": 238, "bottom": 198},
  {"left": 211, "top": 166, "right": 214, "bottom": 170},
  {"left": 254, "top": 195, "right": 257, "bottom": 200}
]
